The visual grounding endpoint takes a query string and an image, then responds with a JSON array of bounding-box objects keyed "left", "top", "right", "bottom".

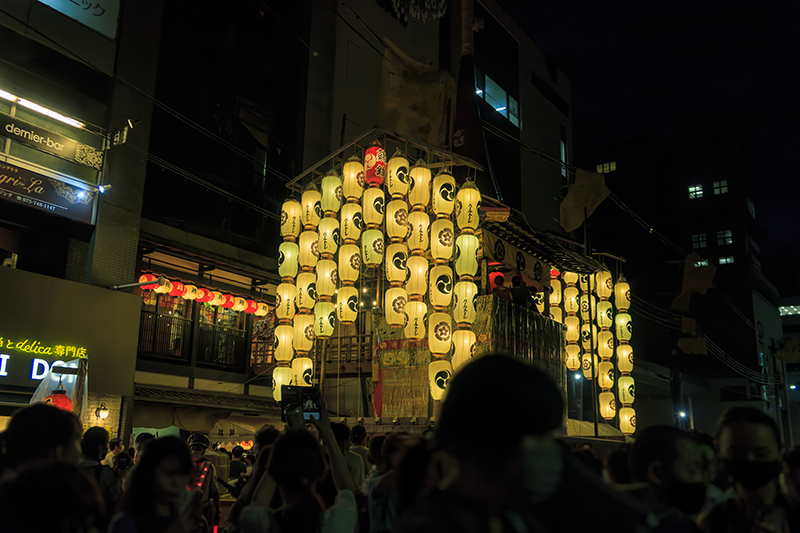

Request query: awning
[{"left": 563, "top": 419, "right": 626, "bottom": 439}]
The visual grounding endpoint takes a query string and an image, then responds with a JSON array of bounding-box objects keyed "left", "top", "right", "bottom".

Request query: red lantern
[
  {"left": 44, "top": 390, "right": 73, "bottom": 412},
  {"left": 196, "top": 288, "right": 214, "bottom": 303},
  {"left": 221, "top": 294, "right": 235, "bottom": 308},
  {"left": 169, "top": 281, "right": 185, "bottom": 297},
  {"left": 244, "top": 300, "right": 258, "bottom": 314},
  {"left": 139, "top": 274, "right": 159, "bottom": 290},
  {"left": 364, "top": 140, "right": 386, "bottom": 186}
]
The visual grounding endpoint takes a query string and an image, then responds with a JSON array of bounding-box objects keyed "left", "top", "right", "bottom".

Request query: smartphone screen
[{"left": 302, "top": 388, "right": 321, "bottom": 420}]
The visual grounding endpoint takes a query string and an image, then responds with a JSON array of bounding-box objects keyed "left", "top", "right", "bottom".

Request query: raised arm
[{"left": 310, "top": 397, "right": 355, "bottom": 494}]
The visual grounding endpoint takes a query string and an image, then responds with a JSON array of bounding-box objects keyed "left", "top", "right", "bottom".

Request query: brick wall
[{"left": 84, "top": 392, "right": 123, "bottom": 438}]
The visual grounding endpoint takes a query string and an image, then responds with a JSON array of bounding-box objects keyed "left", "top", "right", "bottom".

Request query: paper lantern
[
  {"left": 455, "top": 180, "right": 481, "bottom": 232},
  {"left": 316, "top": 259, "right": 337, "bottom": 300},
  {"left": 361, "top": 229, "right": 384, "bottom": 267},
  {"left": 233, "top": 298, "right": 247, "bottom": 312},
  {"left": 579, "top": 293, "right": 597, "bottom": 323},
  {"left": 581, "top": 323, "right": 598, "bottom": 350},
  {"left": 453, "top": 281, "right": 477, "bottom": 326},
  {"left": 278, "top": 242, "right": 299, "bottom": 280},
  {"left": 336, "top": 286, "right": 359, "bottom": 324},
  {"left": 429, "top": 265, "right": 454, "bottom": 310},
  {"left": 454, "top": 234, "right": 479, "bottom": 279},
  {"left": 296, "top": 272, "right": 317, "bottom": 311},
  {"left": 408, "top": 160, "right": 431, "bottom": 209},
  {"left": 563, "top": 287, "right": 579, "bottom": 315},
  {"left": 220, "top": 294, "right": 235, "bottom": 309},
  {"left": 550, "top": 307, "right": 564, "bottom": 324},
  {"left": 406, "top": 255, "right": 428, "bottom": 299},
  {"left": 182, "top": 285, "right": 198, "bottom": 301},
  {"left": 196, "top": 288, "right": 214, "bottom": 303},
  {"left": 615, "top": 275, "right": 631, "bottom": 312},
  {"left": 321, "top": 171, "right": 343, "bottom": 215},
  {"left": 293, "top": 314, "right": 315, "bottom": 354},
  {"left": 167, "top": 281, "right": 184, "bottom": 297},
  {"left": 255, "top": 303, "right": 269, "bottom": 316},
  {"left": 292, "top": 357, "right": 314, "bottom": 386},
  {"left": 363, "top": 187, "right": 385, "bottom": 228},
  {"left": 617, "top": 344, "right": 634, "bottom": 374},
  {"left": 563, "top": 272, "right": 579, "bottom": 286},
  {"left": 432, "top": 171, "right": 456, "bottom": 218},
  {"left": 578, "top": 274, "right": 592, "bottom": 293},
  {"left": 581, "top": 352, "right": 598, "bottom": 380},
  {"left": 429, "top": 313, "right": 452, "bottom": 355},
  {"left": 299, "top": 231, "right": 319, "bottom": 271},
  {"left": 210, "top": 291, "right": 224, "bottom": 306},
  {"left": 618, "top": 375, "right": 635, "bottom": 405},
  {"left": 385, "top": 287, "right": 408, "bottom": 328},
  {"left": 338, "top": 244, "right": 361, "bottom": 285},
  {"left": 597, "top": 301, "right": 614, "bottom": 329},
  {"left": 452, "top": 329, "right": 476, "bottom": 370},
  {"left": 364, "top": 140, "right": 386, "bottom": 186},
  {"left": 244, "top": 300, "right": 258, "bottom": 314},
  {"left": 314, "top": 301, "right": 336, "bottom": 338},
  {"left": 342, "top": 155, "right": 365, "bottom": 201},
  {"left": 599, "top": 391, "right": 616, "bottom": 420},
  {"left": 549, "top": 278, "right": 563, "bottom": 306},
  {"left": 615, "top": 313, "right": 632, "bottom": 342},
  {"left": 404, "top": 301, "right": 427, "bottom": 340},
  {"left": 407, "top": 211, "right": 430, "bottom": 254},
  {"left": 385, "top": 243, "right": 409, "bottom": 287},
  {"left": 154, "top": 279, "right": 172, "bottom": 295},
  {"left": 44, "top": 390, "right": 73, "bottom": 412},
  {"left": 429, "top": 359, "right": 452, "bottom": 400},
  {"left": 318, "top": 218, "right": 339, "bottom": 259},
  {"left": 387, "top": 150, "right": 410, "bottom": 198},
  {"left": 431, "top": 219, "right": 455, "bottom": 263},
  {"left": 598, "top": 361, "right": 615, "bottom": 390},
  {"left": 301, "top": 185, "right": 322, "bottom": 229},
  {"left": 565, "top": 316, "right": 580, "bottom": 342},
  {"left": 386, "top": 199, "right": 409, "bottom": 242},
  {"left": 598, "top": 330, "right": 615, "bottom": 360},
  {"left": 272, "top": 366, "right": 292, "bottom": 401},
  {"left": 596, "top": 270, "right": 613, "bottom": 300},
  {"left": 276, "top": 283, "right": 297, "bottom": 321},
  {"left": 139, "top": 274, "right": 160, "bottom": 290},
  {"left": 565, "top": 344, "right": 581, "bottom": 371},
  {"left": 280, "top": 198, "right": 302, "bottom": 240},
  {"left": 274, "top": 325, "right": 294, "bottom": 362},
  {"left": 620, "top": 407, "right": 636, "bottom": 435},
  {"left": 340, "top": 203, "right": 363, "bottom": 244}
]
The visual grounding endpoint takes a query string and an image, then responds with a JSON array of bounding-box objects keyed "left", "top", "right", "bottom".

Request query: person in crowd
[
  {"left": 331, "top": 422, "right": 366, "bottom": 490},
  {"left": 604, "top": 444, "right": 632, "bottom": 485},
  {"left": 368, "top": 432, "right": 419, "bottom": 532},
  {"left": 104, "top": 438, "right": 124, "bottom": 467},
  {"left": 351, "top": 424, "right": 370, "bottom": 471},
  {"left": 582, "top": 442, "right": 595, "bottom": 454},
  {"left": 133, "top": 432, "right": 155, "bottom": 464},
  {"left": 781, "top": 446, "right": 800, "bottom": 506},
  {"left": 230, "top": 444, "right": 248, "bottom": 480},
  {"left": 491, "top": 274, "right": 512, "bottom": 301},
  {"left": 629, "top": 425, "right": 706, "bottom": 531},
  {"left": 81, "top": 426, "right": 121, "bottom": 524},
  {"left": 187, "top": 433, "right": 221, "bottom": 528},
  {"left": 0, "top": 461, "right": 105, "bottom": 533},
  {"left": 239, "top": 396, "right": 357, "bottom": 533},
  {"left": 692, "top": 430, "right": 731, "bottom": 514},
  {"left": 245, "top": 453, "right": 256, "bottom": 476},
  {"left": 109, "top": 436, "right": 206, "bottom": 533},
  {"left": 698, "top": 406, "right": 792, "bottom": 533},
  {"left": 364, "top": 435, "right": 387, "bottom": 489},
  {"left": 113, "top": 451, "right": 134, "bottom": 493},
  {"left": 128, "top": 446, "right": 136, "bottom": 457},
  {"left": 254, "top": 424, "right": 280, "bottom": 455},
  {"left": 509, "top": 275, "right": 531, "bottom": 308}
]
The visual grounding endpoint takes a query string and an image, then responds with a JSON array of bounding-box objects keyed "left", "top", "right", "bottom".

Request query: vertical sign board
[
  {"left": 37, "top": 0, "right": 121, "bottom": 40},
  {"left": 0, "top": 268, "right": 141, "bottom": 396}
]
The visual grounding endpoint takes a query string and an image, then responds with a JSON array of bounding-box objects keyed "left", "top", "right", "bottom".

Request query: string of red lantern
[{"left": 137, "top": 274, "right": 270, "bottom": 316}]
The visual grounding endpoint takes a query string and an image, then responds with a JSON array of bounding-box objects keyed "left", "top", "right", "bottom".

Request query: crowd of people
[{"left": 1, "top": 353, "right": 800, "bottom": 532}]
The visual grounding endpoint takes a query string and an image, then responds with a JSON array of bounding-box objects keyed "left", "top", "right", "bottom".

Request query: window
[
  {"left": 694, "top": 259, "right": 709, "bottom": 267},
  {"left": 713, "top": 180, "right": 728, "bottom": 195},
  {"left": 509, "top": 96, "right": 520, "bottom": 127},
  {"left": 560, "top": 124, "right": 568, "bottom": 178},
  {"left": 477, "top": 74, "right": 519, "bottom": 128},
  {"left": 717, "top": 230, "right": 732, "bottom": 246},
  {"left": 692, "top": 233, "right": 706, "bottom": 249},
  {"left": 719, "top": 256, "right": 734, "bottom": 265},
  {"left": 688, "top": 185, "right": 703, "bottom": 199}
]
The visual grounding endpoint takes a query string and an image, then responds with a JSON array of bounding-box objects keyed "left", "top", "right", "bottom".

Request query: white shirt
[
  {"left": 240, "top": 489, "right": 357, "bottom": 533},
  {"left": 345, "top": 450, "right": 365, "bottom": 490}
]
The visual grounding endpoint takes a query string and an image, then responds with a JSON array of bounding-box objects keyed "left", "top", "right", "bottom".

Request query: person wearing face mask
[
  {"left": 187, "top": 433, "right": 220, "bottom": 529},
  {"left": 698, "top": 406, "right": 790, "bottom": 533},
  {"left": 629, "top": 425, "right": 706, "bottom": 532}
]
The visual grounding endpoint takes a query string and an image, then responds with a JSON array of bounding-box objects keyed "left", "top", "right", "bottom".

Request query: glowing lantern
[
  {"left": 598, "top": 330, "right": 615, "bottom": 360},
  {"left": 385, "top": 287, "right": 408, "bottom": 328},
  {"left": 196, "top": 288, "right": 214, "bottom": 303},
  {"left": 407, "top": 211, "right": 430, "bottom": 254},
  {"left": 385, "top": 243, "right": 409, "bottom": 287},
  {"left": 338, "top": 244, "right": 361, "bottom": 285},
  {"left": 272, "top": 366, "right": 292, "bottom": 401},
  {"left": 429, "top": 359, "right": 452, "bottom": 400},
  {"left": 406, "top": 256, "right": 428, "bottom": 299},
  {"left": 615, "top": 275, "right": 631, "bottom": 312},
  {"left": 364, "top": 140, "right": 387, "bottom": 186},
  {"left": 550, "top": 277, "right": 563, "bottom": 306},
  {"left": 296, "top": 272, "right": 317, "bottom": 311},
  {"left": 582, "top": 352, "right": 598, "bottom": 380},
  {"left": 432, "top": 171, "right": 456, "bottom": 217},
  {"left": 617, "top": 344, "right": 634, "bottom": 374},
  {"left": 563, "top": 272, "right": 579, "bottom": 286},
  {"left": 233, "top": 298, "right": 247, "bottom": 312},
  {"left": 596, "top": 270, "right": 613, "bottom": 300},
  {"left": 255, "top": 303, "right": 269, "bottom": 316},
  {"left": 386, "top": 199, "right": 409, "bottom": 242},
  {"left": 599, "top": 391, "right": 616, "bottom": 420},
  {"left": 314, "top": 301, "right": 336, "bottom": 338},
  {"left": 363, "top": 187, "right": 385, "bottom": 228},
  {"left": 429, "top": 313, "right": 452, "bottom": 355},
  {"left": 182, "top": 285, "right": 198, "bottom": 300},
  {"left": 244, "top": 300, "right": 258, "bottom": 314},
  {"left": 563, "top": 287, "right": 579, "bottom": 315},
  {"left": 220, "top": 294, "right": 235, "bottom": 309},
  {"left": 615, "top": 313, "right": 632, "bottom": 342},
  {"left": 453, "top": 281, "right": 477, "bottom": 326},
  {"left": 336, "top": 286, "right": 359, "bottom": 324},
  {"left": 274, "top": 325, "right": 294, "bottom": 362},
  {"left": 579, "top": 274, "right": 592, "bottom": 293},
  {"left": 455, "top": 180, "right": 481, "bottom": 233},
  {"left": 139, "top": 274, "right": 160, "bottom": 290},
  {"left": 278, "top": 242, "right": 299, "bottom": 280},
  {"left": 533, "top": 292, "right": 546, "bottom": 314},
  {"left": 210, "top": 291, "right": 224, "bottom": 306},
  {"left": 276, "top": 283, "right": 297, "bottom": 321},
  {"left": 340, "top": 203, "right": 363, "bottom": 243},
  {"left": 342, "top": 155, "right": 365, "bottom": 201},
  {"left": 387, "top": 150, "right": 410, "bottom": 198},
  {"left": 618, "top": 375, "right": 635, "bottom": 405},
  {"left": 299, "top": 231, "right": 319, "bottom": 271},
  {"left": 44, "top": 390, "right": 73, "bottom": 412},
  {"left": 293, "top": 314, "right": 315, "bottom": 354},
  {"left": 280, "top": 198, "right": 302, "bottom": 240},
  {"left": 431, "top": 219, "right": 455, "bottom": 263},
  {"left": 154, "top": 279, "right": 172, "bottom": 294},
  {"left": 565, "top": 316, "right": 581, "bottom": 343},
  {"left": 454, "top": 234, "right": 479, "bottom": 280},
  {"left": 581, "top": 324, "right": 598, "bottom": 350},
  {"left": 550, "top": 307, "right": 564, "bottom": 323},
  {"left": 301, "top": 185, "right": 322, "bottom": 229},
  {"left": 404, "top": 301, "right": 427, "bottom": 340},
  {"left": 597, "top": 301, "right": 614, "bottom": 329},
  {"left": 292, "top": 357, "right": 314, "bottom": 386},
  {"left": 429, "top": 265, "right": 454, "bottom": 310},
  {"left": 452, "top": 329, "right": 476, "bottom": 370},
  {"left": 408, "top": 160, "right": 431, "bottom": 209},
  {"left": 321, "top": 171, "right": 343, "bottom": 215},
  {"left": 565, "top": 344, "right": 581, "bottom": 371},
  {"left": 579, "top": 294, "right": 597, "bottom": 323},
  {"left": 318, "top": 218, "right": 339, "bottom": 259},
  {"left": 620, "top": 407, "right": 636, "bottom": 435},
  {"left": 316, "top": 259, "right": 337, "bottom": 300},
  {"left": 361, "top": 229, "right": 384, "bottom": 267},
  {"left": 598, "top": 361, "right": 615, "bottom": 390}
]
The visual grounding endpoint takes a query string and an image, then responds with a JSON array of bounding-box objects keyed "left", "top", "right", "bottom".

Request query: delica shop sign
[{"left": 1, "top": 111, "right": 103, "bottom": 170}]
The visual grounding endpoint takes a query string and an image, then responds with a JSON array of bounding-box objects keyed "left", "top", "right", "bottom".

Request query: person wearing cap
[{"left": 188, "top": 433, "right": 220, "bottom": 527}]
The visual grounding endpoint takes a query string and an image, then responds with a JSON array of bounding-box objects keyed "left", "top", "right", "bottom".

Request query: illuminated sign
[
  {"left": 37, "top": 0, "right": 120, "bottom": 40},
  {"left": 0, "top": 336, "right": 87, "bottom": 358}
]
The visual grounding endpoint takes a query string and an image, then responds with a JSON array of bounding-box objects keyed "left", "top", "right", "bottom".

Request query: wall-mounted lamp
[{"left": 95, "top": 402, "right": 109, "bottom": 420}]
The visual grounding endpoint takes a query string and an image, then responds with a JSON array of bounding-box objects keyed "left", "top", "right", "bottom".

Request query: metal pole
[{"left": 110, "top": 276, "right": 166, "bottom": 290}]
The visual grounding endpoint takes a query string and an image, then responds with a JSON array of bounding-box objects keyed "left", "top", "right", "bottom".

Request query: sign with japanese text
[{"left": 37, "top": 0, "right": 120, "bottom": 40}]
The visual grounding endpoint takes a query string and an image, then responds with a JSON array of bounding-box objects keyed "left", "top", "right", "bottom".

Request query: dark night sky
[{"left": 498, "top": 0, "right": 800, "bottom": 265}]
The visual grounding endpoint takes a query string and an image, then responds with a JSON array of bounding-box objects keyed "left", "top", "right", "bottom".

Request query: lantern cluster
[
  {"left": 614, "top": 274, "right": 635, "bottom": 435},
  {"left": 594, "top": 270, "right": 616, "bottom": 421},
  {"left": 137, "top": 274, "right": 269, "bottom": 316}
]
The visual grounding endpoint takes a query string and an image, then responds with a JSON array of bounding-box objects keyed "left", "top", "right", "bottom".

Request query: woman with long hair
[{"left": 109, "top": 436, "right": 205, "bottom": 533}]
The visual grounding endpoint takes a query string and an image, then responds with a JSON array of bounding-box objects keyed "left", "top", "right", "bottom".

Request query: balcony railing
[
  {"left": 138, "top": 310, "right": 192, "bottom": 363},
  {"left": 198, "top": 324, "right": 247, "bottom": 371}
]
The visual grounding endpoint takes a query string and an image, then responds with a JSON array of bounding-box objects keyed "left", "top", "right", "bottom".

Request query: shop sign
[
  {"left": 0, "top": 333, "right": 88, "bottom": 388},
  {"left": 37, "top": 0, "right": 120, "bottom": 40},
  {"left": 1, "top": 111, "right": 103, "bottom": 170},
  {"left": 0, "top": 161, "right": 95, "bottom": 224}
]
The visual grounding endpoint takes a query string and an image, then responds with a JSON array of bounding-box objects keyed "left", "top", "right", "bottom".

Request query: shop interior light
[
  {"left": 16, "top": 97, "right": 84, "bottom": 129},
  {"left": 77, "top": 191, "right": 85, "bottom": 199},
  {"left": 679, "top": 411, "right": 686, "bottom": 418},
  {"left": 96, "top": 402, "right": 109, "bottom": 420},
  {"left": 0, "top": 89, "right": 15, "bottom": 102},
  {"left": 791, "top": 385, "right": 797, "bottom": 390}
]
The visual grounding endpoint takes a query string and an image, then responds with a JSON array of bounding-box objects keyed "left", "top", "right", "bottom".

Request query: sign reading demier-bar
[{"left": 0, "top": 161, "right": 96, "bottom": 224}]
